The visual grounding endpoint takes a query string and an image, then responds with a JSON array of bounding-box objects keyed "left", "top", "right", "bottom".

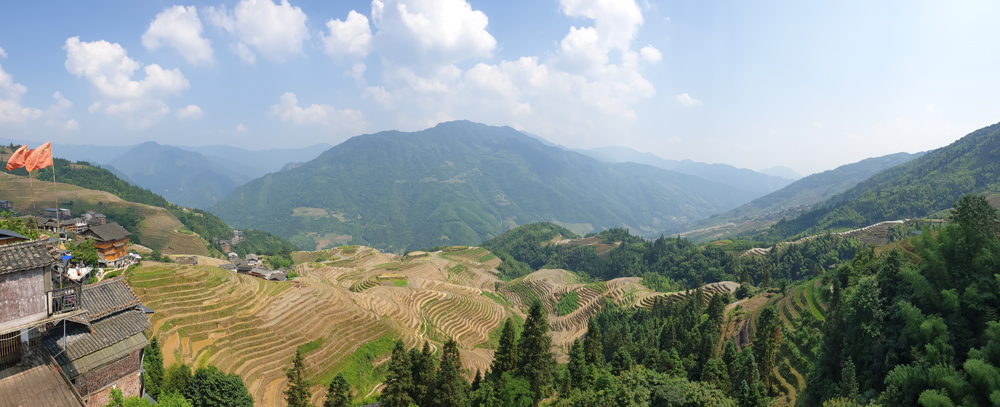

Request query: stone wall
[{"left": 89, "top": 370, "right": 142, "bottom": 407}]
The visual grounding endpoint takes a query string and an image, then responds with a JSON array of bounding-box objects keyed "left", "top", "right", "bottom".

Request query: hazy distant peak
[{"left": 759, "top": 166, "right": 801, "bottom": 180}]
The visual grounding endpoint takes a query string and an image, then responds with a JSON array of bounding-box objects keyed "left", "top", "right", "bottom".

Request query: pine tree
[
  {"left": 707, "top": 293, "right": 726, "bottom": 326},
  {"left": 611, "top": 348, "right": 634, "bottom": 375},
  {"left": 840, "top": 357, "right": 858, "bottom": 401},
  {"left": 284, "top": 349, "right": 312, "bottom": 407},
  {"left": 434, "top": 339, "right": 469, "bottom": 407},
  {"left": 659, "top": 348, "right": 685, "bottom": 377},
  {"left": 382, "top": 340, "right": 414, "bottom": 407},
  {"left": 144, "top": 336, "right": 165, "bottom": 399},
  {"left": 325, "top": 373, "right": 352, "bottom": 407},
  {"left": 738, "top": 353, "right": 766, "bottom": 407},
  {"left": 491, "top": 318, "right": 519, "bottom": 379},
  {"left": 753, "top": 306, "right": 781, "bottom": 392},
  {"left": 584, "top": 320, "right": 604, "bottom": 367},
  {"left": 568, "top": 339, "right": 587, "bottom": 389},
  {"left": 411, "top": 341, "right": 438, "bottom": 407},
  {"left": 700, "top": 358, "right": 731, "bottom": 395},
  {"left": 471, "top": 369, "right": 482, "bottom": 392},
  {"left": 518, "top": 301, "right": 556, "bottom": 403}
]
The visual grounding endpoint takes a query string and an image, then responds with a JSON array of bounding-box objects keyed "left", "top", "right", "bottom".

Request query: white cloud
[
  {"left": 0, "top": 47, "right": 6, "bottom": 59},
  {"left": 0, "top": 63, "right": 42, "bottom": 123},
  {"left": 676, "top": 93, "right": 702, "bottom": 107},
  {"left": 236, "top": 123, "right": 247, "bottom": 132},
  {"left": 143, "top": 6, "right": 214, "bottom": 66},
  {"left": 271, "top": 92, "right": 366, "bottom": 133},
  {"left": 322, "top": 10, "right": 372, "bottom": 59},
  {"left": 64, "top": 37, "right": 189, "bottom": 127},
  {"left": 348, "top": 63, "right": 366, "bottom": 82},
  {"left": 44, "top": 92, "right": 79, "bottom": 130},
  {"left": 640, "top": 45, "right": 661, "bottom": 63},
  {"left": 556, "top": 0, "right": 644, "bottom": 73},
  {"left": 205, "top": 0, "right": 309, "bottom": 63},
  {"left": 176, "top": 105, "right": 204, "bottom": 119},
  {"left": 371, "top": 0, "right": 497, "bottom": 64}
]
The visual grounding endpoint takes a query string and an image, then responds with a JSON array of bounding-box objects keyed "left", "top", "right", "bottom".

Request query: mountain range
[
  {"left": 752, "top": 121, "right": 1000, "bottom": 241},
  {"left": 675, "top": 150, "right": 925, "bottom": 241},
  {"left": 208, "top": 121, "right": 761, "bottom": 252}
]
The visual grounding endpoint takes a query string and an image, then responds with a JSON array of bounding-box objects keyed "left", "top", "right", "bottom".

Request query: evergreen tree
[
  {"left": 701, "top": 358, "right": 732, "bottom": 394},
  {"left": 753, "top": 306, "right": 781, "bottom": 392},
  {"left": 568, "top": 339, "right": 587, "bottom": 389},
  {"left": 410, "top": 341, "right": 438, "bottom": 407},
  {"left": 435, "top": 339, "right": 469, "bottom": 407},
  {"left": 839, "top": 357, "right": 858, "bottom": 401},
  {"left": 382, "top": 340, "right": 414, "bottom": 407},
  {"left": 707, "top": 293, "right": 726, "bottom": 326},
  {"left": 611, "top": 348, "right": 634, "bottom": 375},
  {"left": 284, "top": 349, "right": 312, "bottom": 407},
  {"left": 518, "top": 301, "right": 556, "bottom": 403},
  {"left": 659, "top": 348, "right": 686, "bottom": 377},
  {"left": 491, "top": 319, "right": 519, "bottom": 379},
  {"left": 325, "top": 373, "right": 352, "bottom": 407},
  {"left": 162, "top": 363, "right": 192, "bottom": 396},
  {"left": 737, "top": 353, "right": 766, "bottom": 407},
  {"left": 584, "top": 320, "right": 605, "bottom": 367},
  {"left": 143, "top": 336, "right": 165, "bottom": 399},
  {"left": 185, "top": 366, "right": 253, "bottom": 407},
  {"left": 471, "top": 369, "right": 483, "bottom": 392}
]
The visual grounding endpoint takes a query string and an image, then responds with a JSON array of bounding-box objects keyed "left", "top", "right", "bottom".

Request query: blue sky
[{"left": 1, "top": 0, "right": 998, "bottom": 175}]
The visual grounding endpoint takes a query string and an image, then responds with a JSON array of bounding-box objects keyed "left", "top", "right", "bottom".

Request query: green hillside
[
  {"left": 209, "top": 121, "right": 759, "bottom": 253},
  {"left": 675, "top": 151, "right": 923, "bottom": 241},
  {"left": 109, "top": 141, "right": 249, "bottom": 209},
  {"left": 750, "top": 121, "right": 1000, "bottom": 242}
]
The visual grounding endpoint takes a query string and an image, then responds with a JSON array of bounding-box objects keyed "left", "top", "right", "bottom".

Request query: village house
[
  {"left": 0, "top": 239, "right": 154, "bottom": 406},
  {"left": 228, "top": 252, "right": 239, "bottom": 263},
  {"left": 80, "top": 222, "right": 131, "bottom": 269},
  {"left": 0, "top": 200, "right": 12, "bottom": 211},
  {"left": 223, "top": 253, "right": 287, "bottom": 281},
  {"left": 0, "top": 240, "right": 86, "bottom": 406},
  {"left": 0, "top": 228, "right": 28, "bottom": 245},
  {"left": 245, "top": 253, "right": 259, "bottom": 267},
  {"left": 44, "top": 208, "right": 71, "bottom": 220}
]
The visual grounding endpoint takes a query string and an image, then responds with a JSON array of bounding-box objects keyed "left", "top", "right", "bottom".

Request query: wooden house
[{"left": 80, "top": 223, "right": 131, "bottom": 268}]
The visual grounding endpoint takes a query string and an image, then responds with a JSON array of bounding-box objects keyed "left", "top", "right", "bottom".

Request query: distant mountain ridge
[
  {"left": 582, "top": 146, "right": 796, "bottom": 197},
  {"left": 751, "top": 121, "right": 1000, "bottom": 242},
  {"left": 209, "top": 121, "right": 761, "bottom": 252},
  {"left": 674, "top": 151, "right": 925, "bottom": 241}
]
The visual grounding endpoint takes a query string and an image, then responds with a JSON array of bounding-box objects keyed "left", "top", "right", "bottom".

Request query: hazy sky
[{"left": 1, "top": 0, "right": 998, "bottom": 175}]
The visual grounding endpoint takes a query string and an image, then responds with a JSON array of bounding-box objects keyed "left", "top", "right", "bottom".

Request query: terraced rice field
[
  {"left": 132, "top": 246, "right": 513, "bottom": 406},
  {"left": 729, "top": 280, "right": 829, "bottom": 407}
]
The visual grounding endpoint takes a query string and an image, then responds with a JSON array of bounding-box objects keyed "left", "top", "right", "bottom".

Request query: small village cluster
[{"left": 219, "top": 251, "right": 287, "bottom": 281}]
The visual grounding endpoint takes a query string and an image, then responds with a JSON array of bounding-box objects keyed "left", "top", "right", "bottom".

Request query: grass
[
  {"left": 504, "top": 280, "right": 541, "bottom": 307},
  {"left": 555, "top": 290, "right": 580, "bottom": 316},
  {"left": 318, "top": 333, "right": 397, "bottom": 392},
  {"left": 177, "top": 226, "right": 194, "bottom": 234},
  {"left": 298, "top": 337, "right": 323, "bottom": 355},
  {"left": 394, "top": 279, "right": 407, "bottom": 287},
  {"left": 477, "top": 253, "right": 497, "bottom": 263},
  {"left": 479, "top": 311, "right": 524, "bottom": 349},
  {"left": 481, "top": 291, "right": 510, "bottom": 308},
  {"left": 805, "top": 280, "right": 825, "bottom": 320}
]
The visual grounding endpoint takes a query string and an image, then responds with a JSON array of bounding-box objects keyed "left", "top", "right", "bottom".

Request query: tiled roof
[
  {"left": 43, "top": 309, "right": 150, "bottom": 375},
  {"left": 81, "top": 277, "right": 141, "bottom": 321},
  {"left": 0, "top": 228, "right": 28, "bottom": 240},
  {"left": 84, "top": 222, "right": 131, "bottom": 241},
  {"left": 0, "top": 239, "right": 57, "bottom": 275}
]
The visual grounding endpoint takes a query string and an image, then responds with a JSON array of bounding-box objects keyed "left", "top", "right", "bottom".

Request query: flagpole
[
  {"left": 52, "top": 161, "right": 58, "bottom": 235},
  {"left": 29, "top": 170, "right": 36, "bottom": 231}
]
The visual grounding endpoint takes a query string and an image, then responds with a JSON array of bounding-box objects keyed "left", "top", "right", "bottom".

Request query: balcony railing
[{"left": 50, "top": 284, "right": 83, "bottom": 315}]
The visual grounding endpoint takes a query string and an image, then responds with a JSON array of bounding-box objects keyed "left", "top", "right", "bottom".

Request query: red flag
[
  {"left": 5, "top": 145, "right": 29, "bottom": 171},
  {"left": 25, "top": 142, "right": 53, "bottom": 172}
]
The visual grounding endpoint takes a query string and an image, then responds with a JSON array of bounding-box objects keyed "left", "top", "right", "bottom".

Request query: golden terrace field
[{"left": 131, "top": 243, "right": 741, "bottom": 407}]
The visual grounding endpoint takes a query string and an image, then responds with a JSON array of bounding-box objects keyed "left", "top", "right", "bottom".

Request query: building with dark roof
[
  {"left": 80, "top": 223, "right": 131, "bottom": 268},
  {"left": 0, "top": 228, "right": 28, "bottom": 245},
  {"left": 0, "top": 199, "right": 12, "bottom": 211},
  {"left": 0, "top": 239, "right": 86, "bottom": 406},
  {"left": 43, "top": 278, "right": 150, "bottom": 406}
]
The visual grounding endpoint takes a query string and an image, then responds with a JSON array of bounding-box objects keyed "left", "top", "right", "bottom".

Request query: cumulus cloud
[
  {"left": 676, "top": 93, "right": 702, "bottom": 107},
  {"left": 176, "top": 105, "right": 204, "bottom": 119},
  {"left": 0, "top": 63, "right": 42, "bottom": 123},
  {"left": 270, "top": 92, "right": 366, "bottom": 133},
  {"left": 370, "top": 0, "right": 497, "bottom": 64},
  {"left": 64, "top": 37, "right": 189, "bottom": 127},
  {"left": 142, "top": 6, "right": 214, "bottom": 66},
  {"left": 44, "top": 92, "right": 79, "bottom": 130},
  {"left": 322, "top": 10, "right": 372, "bottom": 59},
  {"left": 0, "top": 47, "right": 6, "bottom": 59},
  {"left": 640, "top": 45, "right": 661, "bottom": 63},
  {"left": 556, "top": 0, "right": 643, "bottom": 72},
  {"left": 205, "top": 0, "right": 309, "bottom": 64}
]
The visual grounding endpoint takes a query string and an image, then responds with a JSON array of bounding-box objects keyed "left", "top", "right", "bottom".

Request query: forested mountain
[
  {"left": 583, "top": 146, "right": 795, "bottom": 197},
  {"left": 752, "top": 122, "right": 1000, "bottom": 242},
  {"left": 677, "top": 151, "right": 924, "bottom": 239},
  {"left": 759, "top": 166, "right": 801, "bottom": 180},
  {"left": 110, "top": 142, "right": 250, "bottom": 209},
  {"left": 209, "top": 121, "right": 759, "bottom": 253},
  {"left": 176, "top": 143, "right": 331, "bottom": 180}
]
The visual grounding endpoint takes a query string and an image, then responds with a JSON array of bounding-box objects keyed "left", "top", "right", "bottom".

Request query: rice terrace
[{"left": 125, "top": 241, "right": 742, "bottom": 406}]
